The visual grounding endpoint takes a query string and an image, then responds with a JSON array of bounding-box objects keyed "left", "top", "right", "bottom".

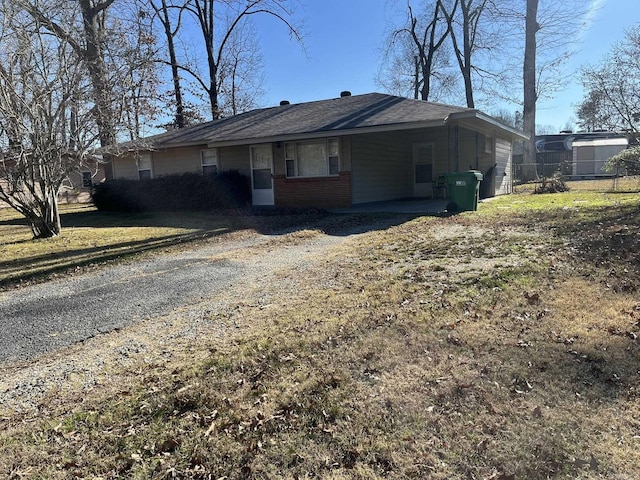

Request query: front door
[
  {"left": 250, "top": 144, "right": 274, "bottom": 206},
  {"left": 413, "top": 143, "right": 434, "bottom": 197}
]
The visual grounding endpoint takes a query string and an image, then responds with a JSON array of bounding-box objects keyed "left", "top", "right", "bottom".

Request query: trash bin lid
[{"left": 444, "top": 171, "right": 483, "bottom": 183}]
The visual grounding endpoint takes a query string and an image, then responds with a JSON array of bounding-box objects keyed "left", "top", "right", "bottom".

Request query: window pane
[
  {"left": 297, "top": 142, "right": 326, "bottom": 177},
  {"left": 415, "top": 164, "right": 432, "bottom": 183},
  {"left": 328, "top": 138, "right": 339, "bottom": 157},
  {"left": 252, "top": 145, "right": 271, "bottom": 169},
  {"left": 329, "top": 156, "right": 339, "bottom": 175},
  {"left": 286, "top": 159, "right": 295, "bottom": 177},
  {"left": 139, "top": 169, "right": 152, "bottom": 180},
  {"left": 253, "top": 168, "right": 272, "bottom": 189},
  {"left": 138, "top": 155, "right": 151, "bottom": 170},
  {"left": 201, "top": 149, "right": 218, "bottom": 166},
  {"left": 285, "top": 143, "right": 295, "bottom": 159}
]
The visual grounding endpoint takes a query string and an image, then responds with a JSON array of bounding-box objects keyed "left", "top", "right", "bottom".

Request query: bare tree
[
  {"left": 217, "top": 19, "right": 265, "bottom": 115},
  {"left": 378, "top": 1, "right": 464, "bottom": 102},
  {"left": 110, "top": 3, "right": 164, "bottom": 139},
  {"left": 379, "top": 0, "right": 508, "bottom": 107},
  {"left": 579, "top": 25, "right": 640, "bottom": 136},
  {"left": 490, "top": 108, "right": 522, "bottom": 130},
  {"left": 0, "top": 3, "right": 97, "bottom": 237},
  {"left": 147, "top": 0, "right": 189, "bottom": 128},
  {"left": 441, "top": 0, "right": 490, "bottom": 108},
  {"left": 181, "top": 0, "right": 302, "bottom": 119},
  {"left": 21, "top": 0, "right": 119, "bottom": 178},
  {"left": 416, "top": 1, "right": 453, "bottom": 100}
]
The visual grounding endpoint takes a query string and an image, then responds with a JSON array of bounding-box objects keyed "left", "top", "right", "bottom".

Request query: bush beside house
[{"left": 92, "top": 171, "right": 251, "bottom": 212}]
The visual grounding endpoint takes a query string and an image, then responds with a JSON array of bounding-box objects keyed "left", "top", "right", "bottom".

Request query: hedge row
[{"left": 91, "top": 171, "right": 251, "bottom": 212}]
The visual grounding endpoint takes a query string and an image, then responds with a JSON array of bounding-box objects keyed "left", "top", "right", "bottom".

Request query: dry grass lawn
[
  {"left": 1, "top": 181, "right": 640, "bottom": 479},
  {"left": 0, "top": 205, "right": 327, "bottom": 289}
]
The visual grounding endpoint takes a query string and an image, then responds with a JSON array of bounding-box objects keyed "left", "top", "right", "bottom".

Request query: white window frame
[
  {"left": 137, "top": 153, "right": 153, "bottom": 180},
  {"left": 201, "top": 148, "right": 219, "bottom": 176},
  {"left": 284, "top": 138, "right": 340, "bottom": 178},
  {"left": 413, "top": 143, "right": 434, "bottom": 184}
]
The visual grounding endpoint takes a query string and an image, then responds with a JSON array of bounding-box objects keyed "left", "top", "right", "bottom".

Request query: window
[
  {"left": 251, "top": 145, "right": 273, "bottom": 190},
  {"left": 284, "top": 138, "right": 340, "bottom": 178},
  {"left": 328, "top": 138, "right": 340, "bottom": 175},
  {"left": 415, "top": 164, "right": 433, "bottom": 183},
  {"left": 201, "top": 148, "right": 218, "bottom": 176},
  {"left": 285, "top": 143, "right": 295, "bottom": 177},
  {"left": 414, "top": 144, "right": 433, "bottom": 184},
  {"left": 138, "top": 154, "right": 152, "bottom": 180}
]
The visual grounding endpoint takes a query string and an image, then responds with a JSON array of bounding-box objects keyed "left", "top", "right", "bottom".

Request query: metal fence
[{"left": 512, "top": 153, "right": 622, "bottom": 184}]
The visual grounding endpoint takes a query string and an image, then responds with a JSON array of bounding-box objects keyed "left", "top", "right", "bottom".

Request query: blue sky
[{"left": 253, "top": 0, "right": 640, "bottom": 131}]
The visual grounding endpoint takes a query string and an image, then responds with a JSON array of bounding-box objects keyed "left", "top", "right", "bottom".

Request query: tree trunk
[
  {"left": 409, "top": 1, "right": 450, "bottom": 102},
  {"left": 28, "top": 189, "right": 61, "bottom": 239},
  {"left": 157, "top": 0, "right": 185, "bottom": 128},
  {"left": 443, "top": 0, "right": 478, "bottom": 108},
  {"left": 461, "top": 2, "right": 474, "bottom": 108},
  {"left": 523, "top": 0, "right": 539, "bottom": 181},
  {"left": 78, "top": 0, "right": 117, "bottom": 178},
  {"left": 24, "top": 1, "right": 117, "bottom": 170}
]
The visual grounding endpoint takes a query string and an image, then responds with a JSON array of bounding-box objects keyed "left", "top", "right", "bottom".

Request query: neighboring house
[
  {"left": 572, "top": 136, "right": 628, "bottom": 178},
  {"left": 527, "top": 131, "right": 629, "bottom": 179},
  {"left": 0, "top": 155, "right": 104, "bottom": 208},
  {"left": 111, "top": 92, "right": 526, "bottom": 209},
  {"left": 58, "top": 161, "right": 106, "bottom": 204}
]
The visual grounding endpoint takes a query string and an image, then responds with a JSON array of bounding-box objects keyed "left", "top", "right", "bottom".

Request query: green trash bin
[{"left": 444, "top": 171, "right": 483, "bottom": 212}]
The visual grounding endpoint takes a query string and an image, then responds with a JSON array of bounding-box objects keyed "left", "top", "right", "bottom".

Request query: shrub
[
  {"left": 533, "top": 174, "right": 569, "bottom": 194},
  {"left": 604, "top": 145, "right": 640, "bottom": 175},
  {"left": 92, "top": 171, "right": 251, "bottom": 212}
]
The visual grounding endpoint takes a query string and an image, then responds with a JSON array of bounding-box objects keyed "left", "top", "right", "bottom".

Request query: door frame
[
  {"left": 250, "top": 143, "right": 275, "bottom": 206},
  {"left": 413, "top": 143, "right": 434, "bottom": 198}
]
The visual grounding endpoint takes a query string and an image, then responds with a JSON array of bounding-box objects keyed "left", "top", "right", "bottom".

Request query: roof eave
[{"left": 446, "top": 111, "right": 529, "bottom": 140}]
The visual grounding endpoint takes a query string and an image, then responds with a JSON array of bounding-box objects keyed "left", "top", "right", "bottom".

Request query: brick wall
[{"left": 273, "top": 172, "right": 351, "bottom": 208}]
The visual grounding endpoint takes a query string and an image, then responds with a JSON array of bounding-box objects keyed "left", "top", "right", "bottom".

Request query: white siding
[
  {"left": 152, "top": 146, "right": 202, "bottom": 176},
  {"left": 494, "top": 137, "right": 512, "bottom": 195},
  {"left": 446, "top": 127, "right": 512, "bottom": 197},
  {"left": 405, "top": 128, "right": 450, "bottom": 178},
  {"left": 351, "top": 132, "right": 413, "bottom": 204},
  {"left": 456, "top": 127, "right": 479, "bottom": 171},
  {"left": 351, "top": 127, "right": 466, "bottom": 204},
  {"left": 111, "top": 144, "right": 252, "bottom": 180},
  {"left": 111, "top": 153, "right": 139, "bottom": 180},
  {"left": 220, "top": 145, "right": 251, "bottom": 176}
]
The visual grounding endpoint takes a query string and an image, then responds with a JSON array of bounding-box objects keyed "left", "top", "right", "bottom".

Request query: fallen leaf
[
  {"left": 205, "top": 410, "right": 219, "bottom": 437},
  {"left": 524, "top": 292, "right": 540, "bottom": 304},
  {"left": 177, "top": 384, "right": 193, "bottom": 394}
]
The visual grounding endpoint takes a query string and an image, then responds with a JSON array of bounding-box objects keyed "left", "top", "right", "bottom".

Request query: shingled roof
[{"left": 133, "top": 93, "right": 524, "bottom": 149}]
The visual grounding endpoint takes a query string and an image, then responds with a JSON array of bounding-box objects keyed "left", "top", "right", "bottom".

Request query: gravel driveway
[{"left": 0, "top": 214, "right": 406, "bottom": 410}]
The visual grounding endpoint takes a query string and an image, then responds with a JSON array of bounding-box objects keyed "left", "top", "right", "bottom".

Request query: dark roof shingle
[{"left": 139, "top": 93, "right": 472, "bottom": 148}]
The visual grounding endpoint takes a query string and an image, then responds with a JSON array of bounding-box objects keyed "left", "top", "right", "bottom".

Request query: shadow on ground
[{"left": 0, "top": 205, "right": 437, "bottom": 290}]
